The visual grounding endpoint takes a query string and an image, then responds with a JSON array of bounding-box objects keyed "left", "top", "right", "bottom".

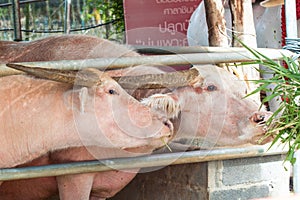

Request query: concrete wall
[{"left": 110, "top": 154, "right": 290, "bottom": 200}]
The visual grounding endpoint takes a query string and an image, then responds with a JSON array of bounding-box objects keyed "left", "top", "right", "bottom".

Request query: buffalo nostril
[
  {"left": 253, "top": 115, "right": 265, "bottom": 123},
  {"left": 163, "top": 119, "right": 173, "bottom": 133},
  {"left": 164, "top": 120, "right": 171, "bottom": 129}
]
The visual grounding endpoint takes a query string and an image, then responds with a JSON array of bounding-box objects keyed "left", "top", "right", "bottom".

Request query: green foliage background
[{"left": 0, "top": 0, "right": 125, "bottom": 42}]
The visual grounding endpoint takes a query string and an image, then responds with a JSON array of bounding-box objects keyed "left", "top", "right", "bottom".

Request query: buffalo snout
[
  {"left": 163, "top": 118, "right": 173, "bottom": 131},
  {"left": 246, "top": 111, "right": 274, "bottom": 145},
  {"left": 249, "top": 111, "right": 273, "bottom": 125}
]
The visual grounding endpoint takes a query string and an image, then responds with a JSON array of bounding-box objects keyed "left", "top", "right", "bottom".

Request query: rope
[
  {"left": 279, "top": 0, "right": 300, "bottom": 66},
  {"left": 281, "top": 0, "right": 300, "bottom": 53},
  {"left": 283, "top": 38, "right": 300, "bottom": 58}
]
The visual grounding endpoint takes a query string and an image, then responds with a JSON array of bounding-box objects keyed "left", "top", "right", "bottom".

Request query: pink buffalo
[
  {"left": 0, "top": 35, "right": 173, "bottom": 199},
  {"left": 0, "top": 34, "right": 272, "bottom": 199}
]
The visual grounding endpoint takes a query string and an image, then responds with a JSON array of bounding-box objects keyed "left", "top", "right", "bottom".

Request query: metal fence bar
[
  {"left": 0, "top": 146, "right": 287, "bottom": 181},
  {"left": 0, "top": 48, "right": 293, "bottom": 77},
  {"left": 0, "top": 0, "right": 46, "bottom": 7},
  {"left": 64, "top": 0, "right": 71, "bottom": 34},
  {"left": 132, "top": 45, "right": 254, "bottom": 55},
  {"left": 284, "top": 0, "right": 300, "bottom": 194},
  {"left": 11, "top": 0, "right": 22, "bottom": 41}
]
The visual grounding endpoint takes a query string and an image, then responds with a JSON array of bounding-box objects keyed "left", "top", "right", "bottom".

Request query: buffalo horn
[
  {"left": 6, "top": 63, "right": 201, "bottom": 89},
  {"left": 6, "top": 63, "right": 100, "bottom": 87},
  {"left": 260, "top": 0, "right": 284, "bottom": 7},
  {"left": 114, "top": 68, "right": 200, "bottom": 89}
]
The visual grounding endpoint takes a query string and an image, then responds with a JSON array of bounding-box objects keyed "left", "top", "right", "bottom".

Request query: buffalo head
[{"left": 139, "top": 65, "right": 273, "bottom": 148}]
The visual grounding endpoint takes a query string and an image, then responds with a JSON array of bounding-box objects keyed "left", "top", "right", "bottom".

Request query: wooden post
[
  {"left": 203, "top": 0, "right": 229, "bottom": 47},
  {"left": 229, "top": 0, "right": 260, "bottom": 103},
  {"left": 229, "top": 0, "right": 257, "bottom": 47}
]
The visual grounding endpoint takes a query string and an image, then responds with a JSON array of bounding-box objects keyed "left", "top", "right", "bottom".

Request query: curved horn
[
  {"left": 6, "top": 63, "right": 100, "bottom": 87},
  {"left": 6, "top": 63, "right": 201, "bottom": 89},
  {"left": 115, "top": 68, "right": 201, "bottom": 89},
  {"left": 260, "top": 0, "right": 284, "bottom": 7}
]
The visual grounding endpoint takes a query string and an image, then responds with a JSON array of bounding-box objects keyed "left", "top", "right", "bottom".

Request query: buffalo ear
[{"left": 63, "top": 87, "right": 89, "bottom": 114}]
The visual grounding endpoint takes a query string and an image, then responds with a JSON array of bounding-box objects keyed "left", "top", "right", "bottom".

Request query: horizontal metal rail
[
  {"left": 0, "top": 48, "right": 293, "bottom": 77},
  {"left": 0, "top": 145, "right": 286, "bottom": 181},
  {"left": 133, "top": 45, "right": 259, "bottom": 54},
  {"left": 0, "top": 0, "right": 46, "bottom": 7}
]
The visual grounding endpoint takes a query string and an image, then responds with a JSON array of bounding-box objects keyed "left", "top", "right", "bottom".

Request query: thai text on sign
[{"left": 124, "top": 0, "right": 201, "bottom": 46}]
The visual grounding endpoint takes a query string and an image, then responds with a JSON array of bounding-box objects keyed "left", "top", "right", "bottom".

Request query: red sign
[{"left": 123, "top": 0, "right": 201, "bottom": 46}]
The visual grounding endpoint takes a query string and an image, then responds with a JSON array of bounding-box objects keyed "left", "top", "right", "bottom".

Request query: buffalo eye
[
  {"left": 108, "top": 89, "right": 118, "bottom": 95},
  {"left": 207, "top": 85, "right": 217, "bottom": 91}
]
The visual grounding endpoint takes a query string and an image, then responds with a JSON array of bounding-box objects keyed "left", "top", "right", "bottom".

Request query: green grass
[{"left": 240, "top": 44, "right": 300, "bottom": 165}]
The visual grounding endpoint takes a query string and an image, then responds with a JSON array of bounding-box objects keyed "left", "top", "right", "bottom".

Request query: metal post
[
  {"left": 284, "top": 0, "right": 300, "bottom": 194},
  {"left": 285, "top": 0, "right": 298, "bottom": 38},
  {"left": 64, "top": 0, "right": 72, "bottom": 34},
  {"left": 11, "top": 0, "right": 22, "bottom": 41},
  {"left": 294, "top": 151, "right": 300, "bottom": 194}
]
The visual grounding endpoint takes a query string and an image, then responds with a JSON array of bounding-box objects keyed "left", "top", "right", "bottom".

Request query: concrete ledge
[{"left": 110, "top": 154, "right": 289, "bottom": 200}]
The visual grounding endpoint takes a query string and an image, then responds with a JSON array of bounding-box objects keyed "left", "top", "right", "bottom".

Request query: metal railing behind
[{"left": 0, "top": 145, "right": 287, "bottom": 181}]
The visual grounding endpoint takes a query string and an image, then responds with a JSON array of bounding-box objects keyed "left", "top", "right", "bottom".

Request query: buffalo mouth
[{"left": 126, "top": 118, "right": 173, "bottom": 153}]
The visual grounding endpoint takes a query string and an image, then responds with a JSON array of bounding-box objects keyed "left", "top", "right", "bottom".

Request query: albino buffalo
[
  {"left": 0, "top": 67, "right": 174, "bottom": 167},
  {"left": 141, "top": 64, "right": 272, "bottom": 148},
  {"left": 0, "top": 35, "right": 174, "bottom": 199},
  {"left": 0, "top": 34, "right": 272, "bottom": 199},
  {"left": 186, "top": 0, "right": 287, "bottom": 113},
  {"left": 0, "top": 68, "right": 174, "bottom": 198},
  {"left": 0, "top": 34, "right": 138, "bottom": 63}
]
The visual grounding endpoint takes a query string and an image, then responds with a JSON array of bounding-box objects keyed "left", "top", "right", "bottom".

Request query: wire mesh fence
[{"left": 0, "top": 0, "right": 125, "bottom": 41}]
